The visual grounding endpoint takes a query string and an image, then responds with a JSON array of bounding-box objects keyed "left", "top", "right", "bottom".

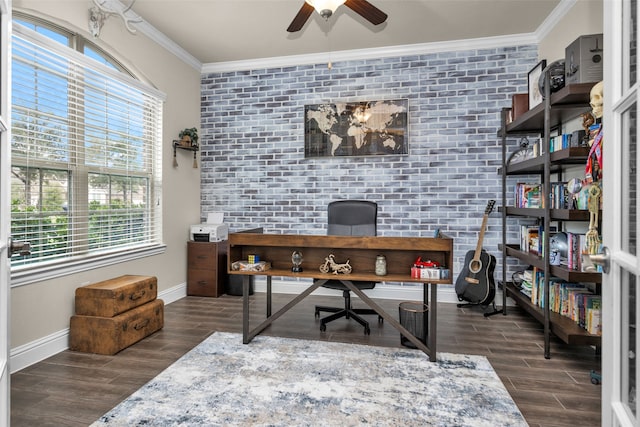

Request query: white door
[
  {"left": 0, "top": 0, "right": 10, "bottom": 425},
  {"left": 602, "top": 0, "right": 639, "bottom": 425}
]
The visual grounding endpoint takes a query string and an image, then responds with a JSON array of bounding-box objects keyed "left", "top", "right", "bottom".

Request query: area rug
[{"left": 92, "top": 332, "right": 527, "bottom": 426}]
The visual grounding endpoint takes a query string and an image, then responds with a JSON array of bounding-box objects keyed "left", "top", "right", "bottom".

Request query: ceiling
[{"left": 123, "top": 0, "right": 562, "bottom": 67}]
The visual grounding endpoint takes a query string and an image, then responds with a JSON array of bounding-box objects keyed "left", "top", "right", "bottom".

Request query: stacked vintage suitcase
[{"left": 69, "top": 275, "right": 164, "bottom": 355}]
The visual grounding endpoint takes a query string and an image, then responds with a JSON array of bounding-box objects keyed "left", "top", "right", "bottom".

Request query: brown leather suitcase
[
  {"left": 69, "top": 299, "right": 164, "bottom": 355},
  {"left": 75, "top": 275, "right": 157, "bottom": 317}
]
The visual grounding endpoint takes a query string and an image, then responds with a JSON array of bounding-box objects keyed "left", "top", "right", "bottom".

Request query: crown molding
[
  {"left": 103, "top": 0, "right": 202, "bottom": 71},
  {"left": 116, "top": 0, "right": 576, "bottom": 75},
  {"left": 535, "top": 0, "right": 578, "bottom": 41},
  {"left": 201, "top": 33, "right": 539, "bottom": 74}
]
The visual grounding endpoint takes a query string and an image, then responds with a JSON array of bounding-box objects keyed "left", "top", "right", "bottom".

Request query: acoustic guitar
[{"left": 455, "top": 200, "right": 496, "bottom": 306}]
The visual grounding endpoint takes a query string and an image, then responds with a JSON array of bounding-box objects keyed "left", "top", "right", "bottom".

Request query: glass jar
[{"left": 375, "top": 255, "right": 387, "bottom": 276}]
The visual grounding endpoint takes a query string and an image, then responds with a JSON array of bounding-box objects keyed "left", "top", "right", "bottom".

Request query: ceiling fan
[{"left": 287, "top": 0, "right": 388, "bottom": 33}]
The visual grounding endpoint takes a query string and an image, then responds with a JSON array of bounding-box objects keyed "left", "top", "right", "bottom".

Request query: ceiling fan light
[{"left": 305, "top": 0, "right": 347, "bottom": 18}]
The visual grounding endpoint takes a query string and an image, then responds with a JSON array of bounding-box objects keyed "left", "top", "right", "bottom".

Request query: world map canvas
[{"left": 304, "top": 99, "right": 408, "bottom": 158}]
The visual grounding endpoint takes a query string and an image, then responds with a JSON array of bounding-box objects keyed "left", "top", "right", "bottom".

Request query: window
[{"left": 10, "top": 18, "right": 165, "bottom": 279}]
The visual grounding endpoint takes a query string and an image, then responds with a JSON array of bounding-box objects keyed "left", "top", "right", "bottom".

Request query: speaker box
[{"left": 565, "top": 34, "right": 603, "bottom": 85}]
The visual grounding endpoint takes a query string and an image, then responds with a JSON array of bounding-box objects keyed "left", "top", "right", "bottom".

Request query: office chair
[{"left": 314, "top": 200, "right": 382, "bottom": 335}]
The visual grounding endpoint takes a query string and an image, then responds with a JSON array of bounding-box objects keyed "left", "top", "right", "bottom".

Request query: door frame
[{"left": 0, "top": 0, "right": 12, "bottom": 424}]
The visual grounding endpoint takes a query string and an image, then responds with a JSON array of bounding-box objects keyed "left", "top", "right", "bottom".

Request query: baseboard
[
  {"left": 10, "top": 280, "right": 511, "bottom": 373},
  {"left": 9, "top": 282, "right": 188, "bottom": 374}
]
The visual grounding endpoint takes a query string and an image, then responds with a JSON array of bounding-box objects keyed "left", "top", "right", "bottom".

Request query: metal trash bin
[
  {"left": 225, "top": 275, "right": 254, "bottom": 296},
  {"left": 399, "top": 301, "right": 428, "bottom": 348}
]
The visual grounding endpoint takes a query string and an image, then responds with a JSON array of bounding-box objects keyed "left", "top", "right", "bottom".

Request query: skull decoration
[{"left": 590, "top": 81, "right": 604, "bottom": 119}]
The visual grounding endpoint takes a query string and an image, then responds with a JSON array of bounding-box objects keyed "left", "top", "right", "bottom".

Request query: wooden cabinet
[
  {"left": 187, "top": 241, "right": 228, "bottom": 297},
  {"left": 499, "top": 82, "right": 602, "bottom": 358}
]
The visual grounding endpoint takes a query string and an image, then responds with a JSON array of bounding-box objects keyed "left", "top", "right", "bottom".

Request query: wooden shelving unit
[{"left": 499, "top": 82, "right": 602, "bottom": 358}]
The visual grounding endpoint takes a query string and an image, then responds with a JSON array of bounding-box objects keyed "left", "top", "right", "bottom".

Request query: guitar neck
[{"left": 473, "top": 214, "right": 489, "bottom": 261}]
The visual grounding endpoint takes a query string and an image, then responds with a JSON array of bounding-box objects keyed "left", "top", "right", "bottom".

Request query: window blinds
[{"left": 10, "top": 26, "right": 165, "bottom": 268}]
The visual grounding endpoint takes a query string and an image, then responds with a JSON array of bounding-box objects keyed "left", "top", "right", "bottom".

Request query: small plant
[{"left": 178, "top": 127, "right": 198, "bottom": 147}]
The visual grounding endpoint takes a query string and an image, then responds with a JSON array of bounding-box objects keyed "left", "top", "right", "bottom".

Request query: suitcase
[
  {"left": 75, "top": 275, "right": 157, "bottom": 317},
  {"left": 69, "top": 299, "right": 164, "bottom": 355}
]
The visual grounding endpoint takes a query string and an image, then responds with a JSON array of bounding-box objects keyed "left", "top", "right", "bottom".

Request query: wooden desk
[{"left": 228, "top": 232, "right": 454, "bottom": 361}]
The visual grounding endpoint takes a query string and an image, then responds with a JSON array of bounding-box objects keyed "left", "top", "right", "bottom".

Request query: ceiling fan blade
[
  {"left": 287, "top": 2, "right": 315, "bottom": 32},
  {"left": 344, "top": 0, "right": 388, "bottom": 25}
]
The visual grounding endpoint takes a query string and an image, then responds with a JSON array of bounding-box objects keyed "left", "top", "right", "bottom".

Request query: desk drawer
[
  {"left": 187, "top": 269, "right": 221, "bottom": 297},
  {"left": 188, "top": 241, "right": 217, "bottom": 270}
]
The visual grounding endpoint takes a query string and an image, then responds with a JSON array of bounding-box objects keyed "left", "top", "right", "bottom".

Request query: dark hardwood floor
[{"left": 10, "top": 293, "right": 601, "bottom": 426}]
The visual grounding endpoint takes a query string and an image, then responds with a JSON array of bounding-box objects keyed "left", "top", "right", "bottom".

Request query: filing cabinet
[{"left": 187, "top": 241, "right": 228, "bottom": 297}]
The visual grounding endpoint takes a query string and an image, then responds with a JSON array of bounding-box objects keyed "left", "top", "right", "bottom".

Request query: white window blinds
[{"left": 11, "top": 26, "right": 165, "bottom": 269}]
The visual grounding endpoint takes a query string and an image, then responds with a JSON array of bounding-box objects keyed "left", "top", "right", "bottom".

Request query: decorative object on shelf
[
  {"left": 507, "top": 137, "right": 535, "bottom": 164},
  {"left": 231, "top": 260, "right": 271, "bottom": 272},
  {"left": 510, "top": 93, "right": 529, "bottom": 122},
  {"left": 585, "top": 83, "right": 603, "bottom": 183},
  {"left": 549, "top": 232, "right": 568, "bottom": 266},
  {"left": 173, "top": 128, "right": 199, "bottom": 168},
  {"left": 374, "top": 255, "right": 387, "bottom": 276},
  {"left": 304, "top": 99, "right": 408, "bottom": 158},
  {"left": 567, "top": 177, "right": 583, "bottom": 209},
  {"left": 565, "top": 34, "right": 603, "bottom": 85},
  {"left": 590, "top": 81, "right": 604, "bottom": 119},
  {"left": 178, "top": 127, "right": 199, "bottom": 147},
  {"left": 291, "top": 251, "right": 303, "bottom": 273},
  {"left": 319, "top": 254, "right": 352, "bottom": 275},
  {"left": 538, "top": 59, "right": 566, "bottom": 98},
  {"left": 585, "top": 183, "right": 602, "bottom": 257},
  {"left": 527, "top": 59, "right": 547, "bottom": 109}
]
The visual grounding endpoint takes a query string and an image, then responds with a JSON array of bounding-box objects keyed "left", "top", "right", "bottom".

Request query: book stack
[
  {"left": 550, "top": 182, "right": 570, "bottom": 209},
  {"left": 514, "top": 183, "right": 543, "bottom": 208},
  {"left": 524, "top": 268, "right": 601, "bottom": 335}
]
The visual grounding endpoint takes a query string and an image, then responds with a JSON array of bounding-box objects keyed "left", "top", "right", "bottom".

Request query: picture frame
[
  {"left": 304, "top": 99, "right": 408, "bottom": 158},
  {"left": 528, "top": 59, "right": 547, "bottom": 109}
]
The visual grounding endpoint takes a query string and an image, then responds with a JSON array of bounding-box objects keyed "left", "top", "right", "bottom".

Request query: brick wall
[{"left": 200, "top": 44, "right": 538, "bottom": 281}]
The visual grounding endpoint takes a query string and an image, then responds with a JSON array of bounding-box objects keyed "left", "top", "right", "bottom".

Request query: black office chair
[{"left": 314, "top": 200, "right": 382, "bottom": 335}]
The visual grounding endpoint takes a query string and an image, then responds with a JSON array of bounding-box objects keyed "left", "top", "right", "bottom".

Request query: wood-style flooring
[{"left": 10, "top": 293, "right": 601, "bottom": 426}]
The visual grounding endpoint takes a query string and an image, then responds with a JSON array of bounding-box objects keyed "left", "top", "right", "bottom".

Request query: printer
[{"left": 190, "top": 212, "right": 228, "bottom": 242}]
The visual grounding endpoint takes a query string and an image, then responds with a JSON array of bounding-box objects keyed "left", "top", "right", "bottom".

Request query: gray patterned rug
[{"left": 92, "top": 332, "right": 527, "bottom": 426}]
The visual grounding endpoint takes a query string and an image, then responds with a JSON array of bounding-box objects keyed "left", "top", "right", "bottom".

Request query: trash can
[
  {"left": 225, "top": 275, "right": 254, "bottom": 296},
  {"left": 398, "top": 301, "right": 428, "bottom": 348}
]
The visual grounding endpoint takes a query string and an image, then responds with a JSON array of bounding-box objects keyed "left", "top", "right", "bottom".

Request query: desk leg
[
  {"left": 428, "top": 282, "right": 437, "bottom": 362},
  {"left": 267, "top": 276, "right": 272, "bottom": 317},
  {"left": 242, "top": 275, "right": 250, "bottom": 344}
]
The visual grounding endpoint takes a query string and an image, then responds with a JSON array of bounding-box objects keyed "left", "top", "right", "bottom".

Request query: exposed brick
[{"left": 200, "top": 45, "right": 538, "bottom": 280}]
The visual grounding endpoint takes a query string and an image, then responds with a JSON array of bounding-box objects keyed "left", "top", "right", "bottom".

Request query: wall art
[
  {"left": 304, "top": 99, "right": 408, "bottom": 158},
  {"left": 528, "top": 59, "right": 547, "bottom": 109}
]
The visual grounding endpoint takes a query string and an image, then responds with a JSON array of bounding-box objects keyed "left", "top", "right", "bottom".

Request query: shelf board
[
  {"left": 498, "top": 146, "right": 591, "bottom": 175},
  {"left": 500, "top": 206, "right": 593, "bottom": 221},
  {"left": 505, "top": 282, "right": 601, "bottom": 346},
  {"left": 501, "top": 244, "right": 602, "bottom": 283},
  {"left": 503, "top": 83, "right": 597, "bottom": 134}
]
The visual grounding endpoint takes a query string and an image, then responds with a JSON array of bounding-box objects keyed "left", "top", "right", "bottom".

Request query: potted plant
[{"left": 178, "top": 127, "right": 198, "bottom": 147}]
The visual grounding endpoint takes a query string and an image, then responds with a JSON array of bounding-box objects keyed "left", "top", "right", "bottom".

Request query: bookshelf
[{"left": 499, "top": 82, "right": 602, "bottom": 358}]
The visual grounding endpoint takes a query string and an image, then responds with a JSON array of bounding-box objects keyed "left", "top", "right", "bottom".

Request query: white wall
[
  {"left": 538, "top": 0, "right": 603, "bottom": 63},
  {"left": 10, "top": 1, "right": 201, "bottom": 355}
]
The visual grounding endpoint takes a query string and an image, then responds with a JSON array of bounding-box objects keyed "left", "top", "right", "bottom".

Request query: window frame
[{"left": 10, "top": 17, "right": 166, "bottom": 287}]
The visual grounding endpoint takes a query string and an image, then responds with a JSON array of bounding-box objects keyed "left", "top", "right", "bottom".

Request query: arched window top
[{"left": 13, "top": 11, "right": 133, "bottom": 77}]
